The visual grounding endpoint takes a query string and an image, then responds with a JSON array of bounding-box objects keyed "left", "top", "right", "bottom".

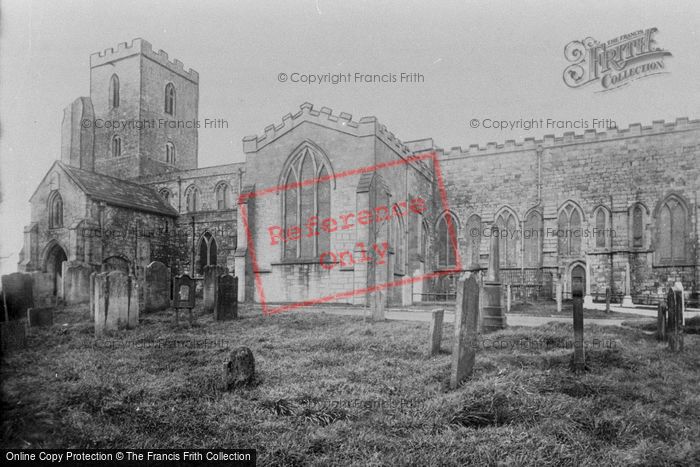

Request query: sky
[{"left": 1, "top": 0, "right": 699, "bottom": 274}]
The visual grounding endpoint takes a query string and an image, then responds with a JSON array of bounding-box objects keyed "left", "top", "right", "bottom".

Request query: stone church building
[{"left": 16, "top": 39, "right": 700, "bottom": 308}]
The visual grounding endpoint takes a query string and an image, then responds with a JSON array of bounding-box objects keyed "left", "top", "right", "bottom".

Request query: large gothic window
[
  {"left": 558, "top": 202, "right": 583, "bottom": 256},
  {"left": 165, "top": 83, "right": 176, "bottom": 115},
  {"left": 185, "top": 185, "right": 199, "bottom": 212},
  {"left": 632, "top": 204, "right": 644, "bottom": 248},
  {"left": 437, "top": 212, "right": 458, "bottom": 268},
  {"left": 48, "top": 191, "right": 63, "bottom": 229},
  {"left": 281, "top": 144, "right": 332, "bottom": 260},
  {"left": 110, "top": 74, "right": 119, "bottom": 108},
  {"left": 465, "top": 214, "right": 481, "bottom": 267},
  {"left": 197, "top": 232, "right": 217, "bottom": 275},
  {"left": 594, "top": 206, "right": 611, "bottom": 248},
  {"left": 657, "top": 196, "right": 687, "bottom": 263},
  {"left": 524, "top": 210, "right": 542, "bottom": 268},
  {"left": 495, "top": 209, "right": 519, "bottom": 268},
  {"left": 216, "top": 182, "right": 230, "bottom": 210}
]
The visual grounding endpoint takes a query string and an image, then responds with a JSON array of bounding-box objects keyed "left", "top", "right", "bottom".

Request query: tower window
[
  {"left": 110, "top": 74, "right": 120, "bottom": 108},
  {"left": 48, "top": 191, "right": 63, "bottom": 229},
  {"left": 166, "top": 142, "right": 176, "bottom": 164},
  {"left": 112, "top": 135, "right": 122, "bottom": 157},
  {"left": 165, "top": 83, "right": 176, "bottom": 115}
]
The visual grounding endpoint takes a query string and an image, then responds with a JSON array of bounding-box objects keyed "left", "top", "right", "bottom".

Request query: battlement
[
  {"left": 90, "top": 38, "right": 199, "bottom": 83},
  {"left": 243, "top": 102, "right": 432, "bottom": 177},
  {"left": 440, "top": 117, "right": 700, "bottom": 159}
]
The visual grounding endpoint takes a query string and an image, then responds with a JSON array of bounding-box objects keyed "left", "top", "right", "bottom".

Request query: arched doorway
[
  {"left": 45, "top": 243, "right": 68, "bottom": 297},
  {"left": 571, "top": 264, "right": 586, "bottom": 298}
]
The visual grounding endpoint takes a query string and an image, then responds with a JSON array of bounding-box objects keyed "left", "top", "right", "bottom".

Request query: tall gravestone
[
  {"left": 203, "top": 265, "right": 228, "bottom": 311},
  {"left": 214, "top": 274, "right": 238, "bottom": 321},
  {"left": 656, "top": 301, "right": 667, "bottom": 341},
  {"left": 94, "top": 271, "right": 139, "bottom": 336},
  {"left": 556, "top": 276, "right": 563, "bottom": 313},
  {"left": 450, "top": 274, "right": 480, "bottom": 389},
  {"left": 428, "top": 308, "right": 444, "bottom": 357},
  {"left": 572, "top": 279, "right": 586, "bottom": 373},
  {"left": 173, "top": 274, "right": 196, "bottom": 324},
  {"left": 63, "top": 264, "right": 91, "bottom": 305},
  {"left": 144, "top": 261, "right": 171, "bottom": 312},
  {"left": 621, "top": 263, "right": 633, "bottom": 307},
  {"left": 667, "top": 286, "right": 684, "bottom": 352},
  {"left": 482, "top": 226, "right": 505, "bottom": 332}
]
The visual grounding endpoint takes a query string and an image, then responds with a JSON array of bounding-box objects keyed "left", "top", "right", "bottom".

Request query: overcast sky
[{"left": 1, "top": 0, "right": 698, "bottom": 274}]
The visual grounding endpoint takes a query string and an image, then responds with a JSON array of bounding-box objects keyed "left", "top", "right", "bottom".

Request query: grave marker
[
  {"left": 450, "top": 274, "right": 480, "bottom": 389},
  {"left": 572, "top": 286, "right": 586, "bottom": 373},
  {"left": 144, "top": 261, "right": 170, "bottom": 312},
  {"left": 667, "top": 286, "right": 684, "bottom": 352},
  {"left": 428, "top": 308, "right": 444, "bottom": 357},
  {"left": 214, "top": 274, "right": 238, "bottom": 321},
  {"left": 482, "top": 226, "right": 505, "bottom": 332},
  {"left": 223, "top": 346, "right": 255, "bottom": 390},
  {"left": 203, "top": 265, "right": 229, "bottom": 312},
  {"left": 27, "top": 307, "right": 53, "bottom": 327},
  {"left": 173, "top": 274, "right": 196, "bottom": 324},
  {"left": 656, "top": 301, "right": 667, "bottom": 341}
]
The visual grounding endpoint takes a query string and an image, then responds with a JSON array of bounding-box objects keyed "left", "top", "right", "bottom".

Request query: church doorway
[
  {"left": 570, "top": 264, "right": 586, "bottom": 298},
  {"left": 46, "top": 244, "right": 67, "bottom": 297}
]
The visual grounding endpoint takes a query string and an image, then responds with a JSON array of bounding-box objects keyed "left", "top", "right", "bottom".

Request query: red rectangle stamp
[{"left": 239, "top": 151, "right": 460, "bottom": 315}]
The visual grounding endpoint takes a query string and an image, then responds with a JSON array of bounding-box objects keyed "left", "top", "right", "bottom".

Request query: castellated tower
[{"left": 88, "top": 38, "right": 199, "bottom": 179}]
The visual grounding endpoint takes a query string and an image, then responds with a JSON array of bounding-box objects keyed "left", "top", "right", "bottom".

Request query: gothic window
[
  {"left": 465, "top": 214, "right": 481, "bottom": 266},
  {"left": 594, "top": 206, "right": 611, "bottom": 248},
  {"left": 165, "top": 83, "right": 176, "bottom": 115},
  {"left": 197, "top": 232, "right": 217, "bottom": 275},
  {"left": 112, "top": 135, "right": 121, "bottom": 157},
  {"left": 657, "top": 196, "right": 687, "bottom": 263},
  {"left": 632, "top": 205, "right": 644, "bottom": 248},
  {"left": 558, "top": 202, "right": 583, "bottom": 256},
  {"left": 437, "top": 212, "right": 458, "bottom": 268},
  {"left": 110, "top": 74, "right": 119, "bottom": 108},
  {"left": 281, "top": 145, "right": 332, "bottom": 260},
  {"left": 166, "top": 142, "right": 176, "bottom": 164},
  {"left": 185, "top": 185, "right": 199, "bottom": 212},
  {"left": 524, "top": 210, "right": 542, "bottom": 268},
  {"left": 48, "top": 191, "right": 63, "bottom": 229},
  {"left": 216, "top": 182, "right": 230, "bottom": 210},
  {"left": 495, "top": 209, "right": 519, "bottom": 268}
]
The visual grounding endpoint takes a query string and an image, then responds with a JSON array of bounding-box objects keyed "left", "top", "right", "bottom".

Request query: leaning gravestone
[
  {"left": 450, "top": 274, "right": 480, "bottom": 389},
  {"left": 27, "top": 307, "right": 53, "bottom": 327},
  {"left": 214, "top": 274, "right": 238, "bottom": 321},
  {"left": 223, "top": 346, "right": 255, "bottom": 390},
  {"left": 203, "top": 265, "right": 229, "bottom": 312},
  {"left": 144, "top": 261, "right": 170, "bottom": 312},
  {"left": 428, "top": 308, "right": 444, "bottom": 357},
  {"left": 667, "top": 286, "right": 684, "bottom": 352},
  {"left": 94, "top": 271, "right": 139, "bottom": 336},
  {"left": 173, "top": 274, "right": 196, "bottom": 324},
  {"left": 572, "top": 282, "right": 586, "bottom": 373}
]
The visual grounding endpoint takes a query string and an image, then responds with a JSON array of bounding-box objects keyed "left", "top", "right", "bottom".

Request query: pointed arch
[
  {"left": 215, "top": 181, "right": 231, "bottom": 210},
  {"left": 197, "top": 231, "right": 217, "bottom": 275},
  {"left": 592, "top": 205, "right": 612, "bottom": 249},
  {"left": 629, "top": 202, "right": 649, "bottom": 249},
  {"left": 523, "top": 208, "right": 543, "bottom": 268},
  {"left": 185, "top": 184, "right": 200, "bottom": 212},
  {"left": 164, "top": 82, "right": 176, "bottom": 115},
  {"left": 436, "top": 210, "right": 459, "bottom": 268},
  {"left": 48, "top": 190, "right": 64, "bottom": 229},
  {"left": 654, "top": 193, "right": 690, "bottom": 264},
  {"left": 109, "top": 74, "right": 120, "bottom": 108},
  {"left": 494, "top": 206, "right": 520, "bottom": 268},
  {"left": 557, "top": 201, "right": 584, "bottom": 256},
  {"left": 159, "top": 188, "right": 172, "bottom": 204}
]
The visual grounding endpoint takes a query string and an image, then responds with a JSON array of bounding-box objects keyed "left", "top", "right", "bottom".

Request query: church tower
[{"left": 88, "top": 38, "right": 199, "bottom": 179}]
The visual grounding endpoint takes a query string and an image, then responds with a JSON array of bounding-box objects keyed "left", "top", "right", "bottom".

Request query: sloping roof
[{"left": 58, "top": 162, "right": 179, "bottom": 217}]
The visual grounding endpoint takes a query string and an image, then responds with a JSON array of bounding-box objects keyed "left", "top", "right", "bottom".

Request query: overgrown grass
[{"left": 2, "top": 304, "right": 699, "bottom": 465}]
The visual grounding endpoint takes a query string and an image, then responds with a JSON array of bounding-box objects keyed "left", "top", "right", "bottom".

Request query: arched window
[
  {"left": 391, "top": 208, "right": 405, "bottom": 275},
  {"left": 164, "top": 83, "right": 176, "bottom": 115},
  {"left": 165, "top": 142, "right": 176, "bottom": 164},
  {"left": 197, "top": 231, "right": 217, "bottom": 275},
  {"left": 632, "top": 204, "right": 644, "bottom": 248},
  {"left": 48, "top": 191, "right": 63, "bottom": 229},
  {"left": 495, "top": 209, "right": 519, "bottom": 268},
  {"left": 465, "top": 214, "right": 481, "bottom": 267},
  {"left": 216, "top": 182, "right": 230, "bottom": 210},
  {"left": 185, "top": 185, "right": 199, "bottom": 212},
  {"left": 657, "top": 196, "right": 687, "bottom": 263},
  {"left": 524, "top": 210, "right": 542, "bottom": 268},
  {"left": 594, "top": 206, "right": 611, "bottom": 248},
  {"left": 112, "top": 135, "right": 122, "bottom": 157},
  {"left": 110, "top": 74, "right": 119, "bottom": 108},
  {"left": 436, "top": 212, "right": 458, "bottom": 268},
  {"left": 159, "top": 188, "right": 171, "bottom": 203},
  {"left": 281, "top": 144, "right": 332, "bottom": 259},
  {"left": 558, "top": 202, "right": 583, "bottom": 256}
]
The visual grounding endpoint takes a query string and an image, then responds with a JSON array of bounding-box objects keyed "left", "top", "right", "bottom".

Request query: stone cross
[
  {"left": 450, "top": 274, "right": 480, "bottom": 389},
  {"left": 428, "top": 308, "right": 444, "bottom": 357},
  {"left": 572, "top": 285, "right": 586, "bottom": 373}
]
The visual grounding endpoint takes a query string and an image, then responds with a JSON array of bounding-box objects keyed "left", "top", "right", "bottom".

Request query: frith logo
[{"left": 563, "top": 28, "right": 672, "bottom": 91}]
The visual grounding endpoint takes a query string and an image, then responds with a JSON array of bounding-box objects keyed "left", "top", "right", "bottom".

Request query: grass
[
  {"left": 2, "top": 303, "right": 700, "bottom": 465},
  {"left": 509, "top": 300, "right": 651, "bottom": 319}
]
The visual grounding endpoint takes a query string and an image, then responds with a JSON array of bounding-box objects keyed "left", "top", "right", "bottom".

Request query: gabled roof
[{"left": 55, "top": 161, "right": 179, "bottom": 217}]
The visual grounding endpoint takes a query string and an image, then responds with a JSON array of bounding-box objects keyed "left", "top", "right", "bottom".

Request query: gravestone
[
  {"left": 0, "top": 320, "right": 27, "bottom": 353},
  {"left": 371, "top": 290, "right": 385, "bottom": 322},
  {"left": 428, "top": 308, "right": 444, "bottom": 357},
  {"left": 621, "top": 263, "right": 633, "bottom": 307},
  {"left": 89, "top": 272, "right": 97, "bottom": 319},
  {"left": 1, "top": 273, "right": 34, "bottom": 321},
  {"left": 656, "top": 301, "right": 667, "bottom": 341},
  {"left": 482, "top": 226, "right": 505, "bottom": 332},
  {"left": 667, "top": 286, "right": 684, "bottom": 352},
  {"left": 605, "top": 287, "right": 611, "bottom": 313},
  {"left": 203, "top": 265, "right": 229, "bottom": 311},
  {"left": 223, "top": 346, "right": 255, "bottom": 390},
  {"left": 572, "top": 286, "right": 586, "bottom": 373},
  {"left": 556, "top": 279, "right": 563, "bottom": 313},
  {"left": 450, "top": 274, "right": 480, "bottom": 389},
  {"left": 27, "top": 307, "right": 53, "bottom": 327},
  {"left": 144, "top": 261, "right": 170, "bottom": 313},
  {"left": 173, "top": 274, "right": 196, "bottom": 324},
  {"left": 673, "top": 281, "right": 685, "bottom": 325},
  {"left": 94, "top": 271, "right": 139, "bottom": 336},
  {"left": 214, "top": 274, "right": 238, "bottom": 321},
  {"left": 506, "top": 284, "right": 511, "bottom": 312},
  {"left": 63, "top": 264, "right": 91, "bottom": 305}
]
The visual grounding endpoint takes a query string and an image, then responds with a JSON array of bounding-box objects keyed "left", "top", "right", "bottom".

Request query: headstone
[
  {"left": 371, "top": 290, "right": 385, "bottom": 322},
  {"left": 667, "top": 286, "right": 684, "bottom": 352},
  {"left": 673, "top": 281, "right": 685, "bottom": 325},
  {"left": 94, "top": 271, "right": 139, "bottom": 336},
  {"left": 63, "top": 264, "right": 92, "bottom": 305},
  {"left": 203, "top": 265, "right": 228, "bottom": 311},
  {"left": 144, "top": 261, "right": 171, "bottom": 312},
  {"left": 428, "top": 308, "right": 444, "bottom": 357},
  {"left": 506, "top": 284, "right": 511, "bottom": 312},
  {"left": 27, "top": 307, "right": 53, "bottom": 327},
  {"left": 173, "top": 274, "right": 196, "bottom": 324},
  {"left": 214, "top": 274, "right": 238, "bottom": 321},
  {"left": 450, "top": 274, "right": 480, "bottom": 389},
  {"left": 621, "top": 263, "right": 633, "bottom": 307},
  {"left": 223, "top": 346, "right": 255, "bottom": 390},
  {"left": 656, "top": 301, "right": 667, "bottom": 341},
  {"left": 1, "top": 273, "right": 34, "bottom": 321},
  {"left": 583, "top": 260, "right": 594, "bottom": 307},
  {"left": 556, "top": 279, "right": 563, "bottom": 313},
  {"left": 482, "top": 226, "right": 505, "bottom": 332},
  {"left": 0, "top": 320, "right": 27, "bottom": 353},
  {"left": 89, "top": 272, "right": 97, "bottom": 319},
  {"left": 605, "top": 287, "right": 611, "bottom": 313},
  {"left": 572, "top": 287, "right": 586, "bottom": 373}
]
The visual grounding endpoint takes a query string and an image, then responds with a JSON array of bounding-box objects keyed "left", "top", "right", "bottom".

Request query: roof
[{"left": 57, "top": 162, "right": 179, "bottom": 217}]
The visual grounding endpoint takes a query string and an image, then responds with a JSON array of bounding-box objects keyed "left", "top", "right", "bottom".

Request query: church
[{"left": 17, "top": 39, "right": 700, "bottom": 309}]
